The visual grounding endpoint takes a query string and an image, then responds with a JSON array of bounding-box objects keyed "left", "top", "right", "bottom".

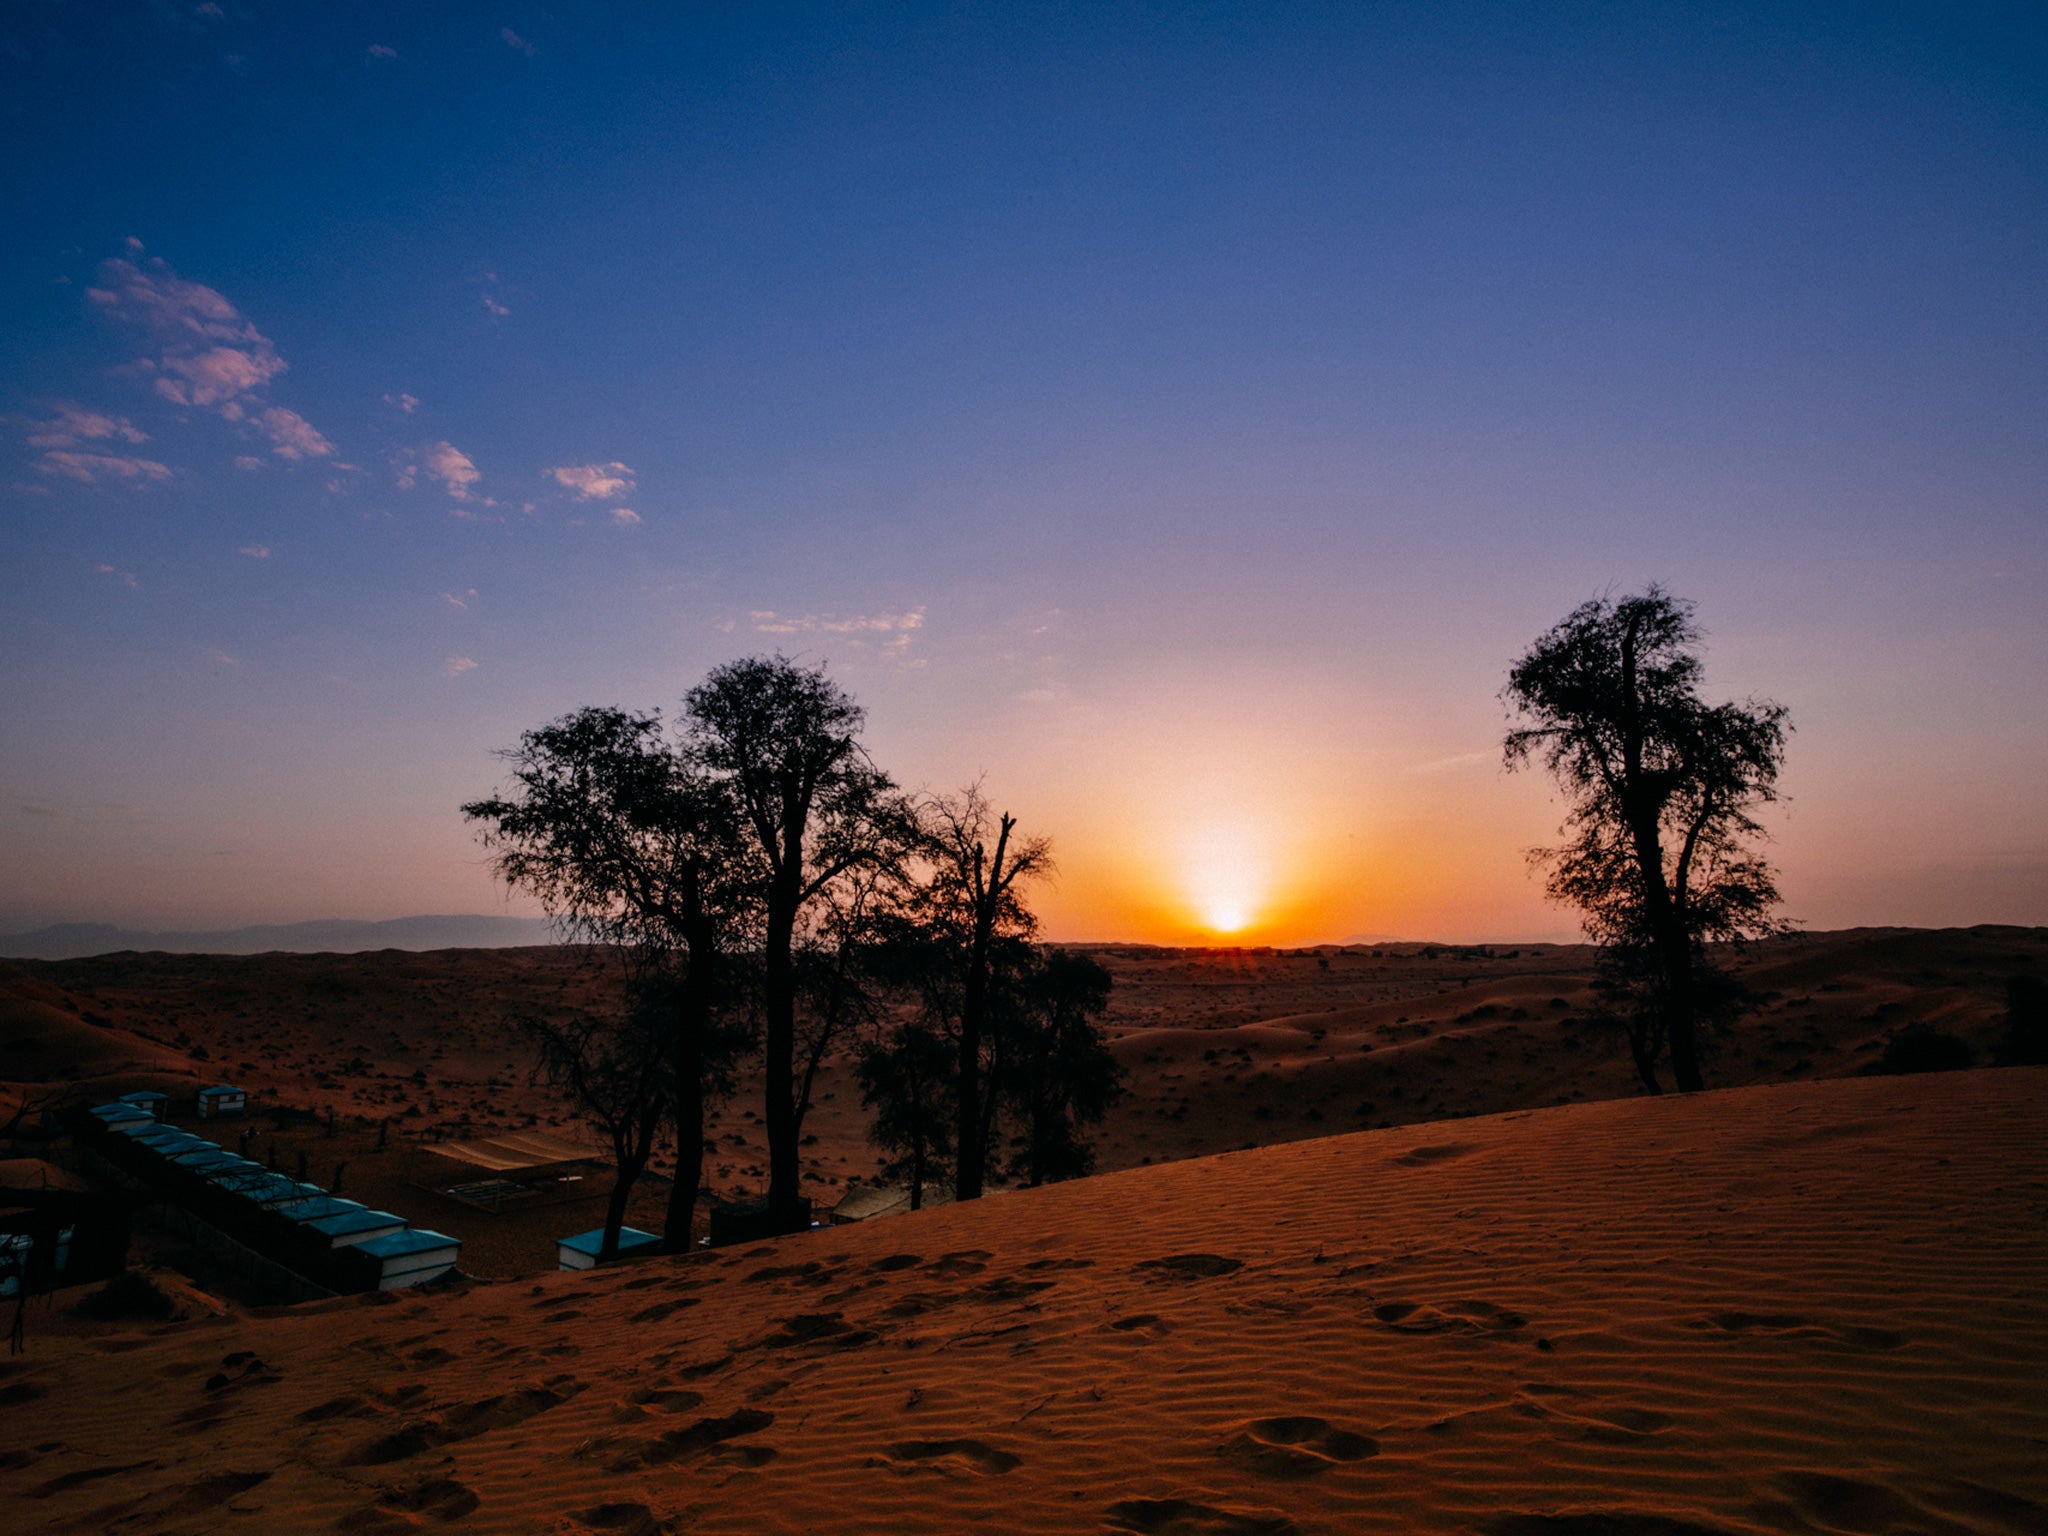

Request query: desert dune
[{"left": 4, "top": 1065, "right": 2044, "bottom": 1534}]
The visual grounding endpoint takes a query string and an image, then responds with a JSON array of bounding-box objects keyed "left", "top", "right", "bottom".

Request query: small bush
[
  {"left": 1873, "top": 1024, "right": 1973, "bottom": 1076},
  {"left": 74, "top": 1270, "right": 175, "bottom": 1322}
]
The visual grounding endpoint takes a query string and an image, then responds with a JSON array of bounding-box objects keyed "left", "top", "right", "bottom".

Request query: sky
[{"left": 3, "top": 1, "right": 2044, "bottom": 946}]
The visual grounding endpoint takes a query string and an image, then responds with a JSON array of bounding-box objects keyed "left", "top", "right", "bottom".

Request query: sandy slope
[{"left": 5, "top": 1067, "right": 2043, "bottom": 1536}]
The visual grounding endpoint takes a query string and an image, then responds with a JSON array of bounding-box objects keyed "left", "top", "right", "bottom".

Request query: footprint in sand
[
  {"left": 155, "top": 1471, "right": 273, "bottom": 1519},
  {"left": 1136, "top": 1254, "right": 1244, "bottom": 1280},
  {"left": 756, "top": 1312, "right": 878, "bottom": 1350},
  {"left": 744, "top": 1260, "right": 844, "bottom": 1286},
  {"left": 27, "top": 1460, "right": 157, "bottom": 1499},
  {"left": 568, "top": 1501, "right": 669, "bottom": 1536},
  {"left": 342, "top": 1476, "right": 478, "bottom": 1530},
  {"left": 299, "top": 1392, "right": 380, "bottom": 1433},
  {"left": 1217, "top": 1416, "right": 1378, "bottom": 1479},
  {"left": 882, "top": 1438, "right": 1022, "bottom": 1475},
  {"left": 1697, "top": 1312, "right": 1906, "bottom": 1352},
  {"left": 868, "top": 1253, "right": 922, "bottom": 1273},
  {"left": 1109, "top": 1313, "right": 1172, "bottom": 1337},
  {"left": 608, "top": 1407, "right": 776, "bottom": 1473},
  {"left": 1392, "top": 1142, "right": 1476, "bottom": 1167},
  {"left": 969, "top": 1275, "right": 1058, "bottom": 1304},
  {"left": 628, "top": 1298, "right": 699, "bottom": 1325},
  {"left": 1373, "top": 1300, "right": 1526, "bottom": 1336},
  {"left": 340, "top": 1382, "right": 582, "bottom": 1466},
  {"left": 923, "top": 1250, "right": 993, "bottom": 1278},
  {"left": 1106, "top": 1495, "right": 1300, "bottom": 1535}
]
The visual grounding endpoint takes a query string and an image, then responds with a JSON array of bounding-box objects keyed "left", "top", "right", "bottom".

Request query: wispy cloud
[
  {"left": 239, "top": 544, "right": 270, "bottom": 559},
  {"left": 548, "top": 461, "right": 635, "bottom": 500},
  {"left": 610, "top": 506, "right": 641, "bottom": 525},
  {"left": 208, "top": 648, "right": 241, "bottom": 667},
  {"left": 368, "top": 43, "right": 397, "bottom": 59},
  {"left": 233, "top": 454, "right": 263, "bottom": 471},
  {"left": 255, "top": 405, "right": 334, "bottom": 460},
  {"left": 481, "top": 293, "right": 510, "bottom": 319},
  {"left": 382, "top": 391, "right": 418, "bottom": 413},
  {"left": 422, "top": 440, "right": 480, "bottom": 500},
  {"left": 746, "top": 607, "right": 926, "bottom": 653},
  {"left": 87, "top": 245, "right": 337, "bottom": 464},
  {"left": 442, "top": 588, "right": 476, "bottom": 608},
  {"left": 27, "top": 403, "right": 149, "bottom": 449},
  {"left": 445, "top": 656, "right": 478, "bottom": 677},
  {"left": 500, "top": 27, "right": 536, "bottom": 55},
  {"left": 39, "top": 451, "right": 172, "bottom": 484},
  {"left": 94, "top": 563, "right": 141, "bottom": 589}
]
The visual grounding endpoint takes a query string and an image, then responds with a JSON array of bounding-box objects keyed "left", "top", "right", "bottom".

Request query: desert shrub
[
  {"left": 1992, "top": 976, "right": 2048, "bottom": 1068},
  {"left": 74, "top": 1270, "right": 175, "bottom": 1321},
  {"left": 1873, "top": 1024, "right": 1973, "bottom": 1076}
]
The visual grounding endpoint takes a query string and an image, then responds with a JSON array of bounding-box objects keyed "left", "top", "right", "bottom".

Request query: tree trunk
[
  {"left": 763, "top": 894, "right": 802, "bottom": 1227},
  {"left": 1663, "top": 928, "right": 1703, "bottom": 1092},
  {"left": 956, "top": 952, "right": 986, "bottom": 1202},
  {"left": 1625, "top": 1018, "right": 1664, "bottom": 1095},
  {"left": 663, "top": 984, "right": 708, "bottom": 1253},
  {"left": 600, "top": 1145, "right": 638, "bottom": 1261}
]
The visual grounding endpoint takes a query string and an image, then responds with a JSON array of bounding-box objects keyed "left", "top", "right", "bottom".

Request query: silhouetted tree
[
  {"left": 1504, "top": 588, "right": 1790, "bottom": 1093},
  {"left": 1005, "top": 949, "right": 1122, "bottom": 1187},
  {"left": 520, "top": 999, "right": 668, "bottom": 1260},
  {"left": 856, "top": 1019, "right": 956, "bottom": 1211},
  {"left": 685, "top": 657, "right": 916, "bottom": 1230},
  {"left": 910, "top": 785, "right": 1053, "bottom": 1201},
  {"left": 465, "top": 706, "right": 751, "bottom": 1252},
  {"left": 1992, "top": 975, "right": 2048, "bottom": 1067}
]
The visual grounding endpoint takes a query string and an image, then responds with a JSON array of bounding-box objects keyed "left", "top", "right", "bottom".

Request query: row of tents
[{"left": 83, "top": 1094, "right": 460, "bottom": 1292}]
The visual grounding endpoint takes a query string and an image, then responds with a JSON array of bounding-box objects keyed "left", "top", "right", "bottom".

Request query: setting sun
[{"left": 1180, "top": 822, "right": 1270, "bottom": 936}]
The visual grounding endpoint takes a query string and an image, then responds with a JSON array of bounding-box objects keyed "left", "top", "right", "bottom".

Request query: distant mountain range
[{"left": 0, "top": 914, "right": 561, "bottom": 960}]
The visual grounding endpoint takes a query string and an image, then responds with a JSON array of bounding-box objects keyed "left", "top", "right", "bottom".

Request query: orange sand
[{"left": 5, "top": 1066, "right": 2044, "bottom": 1535}]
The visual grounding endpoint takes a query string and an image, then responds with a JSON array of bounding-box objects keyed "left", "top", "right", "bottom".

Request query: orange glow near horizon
[{"left": 1178, "top": 820, "right": 1269, "bottom": 935}]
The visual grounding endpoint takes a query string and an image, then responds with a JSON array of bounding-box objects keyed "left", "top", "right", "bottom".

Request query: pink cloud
[
  {"left": 610, "top": 506, "right": 641, "bottom": 525},
  {"left": 423, "top": 440, "right": 480, "bottom": 499},
  {"left": 500, "top": 28, "right": 536, "bottom": 55},
  {"left": 548, "top": 461, "right": 635, "bottom": 500},
  {"left": 88, "top": 248, "right": 339, "bottom": 467},
  {"left": 153, "top": 344, "right": 287, "bottom": 407},
  {"left": 257, "top": 406, "right": 335, "bottom": 460},
  {"left": 27, "top": 403, "right": 148, "bottom": 449},
  {"left": 39, "top": 451, "right": 173, "bottom": 484}
]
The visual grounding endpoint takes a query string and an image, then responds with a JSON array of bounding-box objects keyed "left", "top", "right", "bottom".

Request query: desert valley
[{"left": 3, "top": 928, "right": 2045, "bottom": 1534}]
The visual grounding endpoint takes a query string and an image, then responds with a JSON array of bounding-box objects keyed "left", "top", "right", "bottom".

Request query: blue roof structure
[
  {"left": 199, "top": 1156, "right": 265, "bottom": 1182},
  {"left": 198, "top": 1084, "right": 245, "bottom": 1098},
  {"left": 308, "top": 1209, "right": 405, "bottom": 1242},
  {"left": 89, "top": 1101, "right": 151, "bottom": 1123},
  {"left": 274, "top": 1195, "right": 365, "bottom": 1224},
  {"left": 558, "top": 1225, "right": 662, "bottom": 1260},
  {"left": 135, "top": 1131, "right": 207, "bottom": 1154},
  {"left": 359, "top": 1228, "right": 459, "bottom": 1259},
  {"left": 170, "top": 1148, "right": 238, "bottom": 1173}
]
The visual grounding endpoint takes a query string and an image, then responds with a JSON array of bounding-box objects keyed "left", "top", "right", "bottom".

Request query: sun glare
[{"left": 1181, "top": 822, "right": 1269, "bottom": 938}]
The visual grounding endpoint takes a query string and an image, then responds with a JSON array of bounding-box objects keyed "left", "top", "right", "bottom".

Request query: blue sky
[{"left": 3, "top": 2, "right": 2044, "bottom": 941}]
